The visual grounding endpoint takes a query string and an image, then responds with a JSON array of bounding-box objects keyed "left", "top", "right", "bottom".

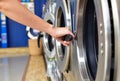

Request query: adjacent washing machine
[
  {"left": 40, "top": 0, "right": 66, "bottom": 81},
  {"left": 41, "top": 0, "right": 73, "bottom": 80},
  {"left": 54, "top": 0, "right": 72, "bottom": 73}
]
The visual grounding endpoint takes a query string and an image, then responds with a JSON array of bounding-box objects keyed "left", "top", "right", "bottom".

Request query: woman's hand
[{"left": 50, "top": 27, "right": 75, "bottom": 47}]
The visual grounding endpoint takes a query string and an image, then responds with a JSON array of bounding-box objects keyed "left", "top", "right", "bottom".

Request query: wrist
[{"left": 47, "top": 24, "right": 55, "bottom": 37}]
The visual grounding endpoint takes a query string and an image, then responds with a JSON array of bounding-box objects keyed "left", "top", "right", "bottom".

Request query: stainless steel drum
[
  {"left": 70, "top": 0, "right": 112, "bottom": 81},
  {"left": 111, "top": 0, "right": 120, "bottom": 81},
  {"left": 54, "top": 0, "right": 72, "bottom": 72}
]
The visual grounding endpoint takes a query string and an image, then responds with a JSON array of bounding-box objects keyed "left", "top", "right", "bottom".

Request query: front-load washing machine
[{"left": 70, "top": 0, "right": 113, "bottom": 81}]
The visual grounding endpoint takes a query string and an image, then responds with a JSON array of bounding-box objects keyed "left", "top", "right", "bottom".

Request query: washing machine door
[
  {"left": 111, "top": 0, "right": 120, "bottom": 81},
  {"left": 43, "top": 12, "right": 56, "bottom": 58},
  {"left": 70, "top": 0, "right": 113, "bottom": 81},
  {"left": 54, "top": 0, "right": 72, "bottom": 72}
]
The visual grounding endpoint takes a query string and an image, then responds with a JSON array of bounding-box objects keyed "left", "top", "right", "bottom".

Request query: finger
[
  {"left": 60, "top": 41, "right": 68, "bottom": 47},
  {"left": 57, "top": 38, "right": 70, "bottom": 47},
  {"left": 64, "top": 41, "right": 70, "bottom": 45},
  {"left": 63, "top": 43, "right": 69, "bottom": 47},
  {"left": 58, "top": 39, "right": 66, "bottom": 46},
  {"left": 63, "top": 41, "right": 70, "bottom": 46}
]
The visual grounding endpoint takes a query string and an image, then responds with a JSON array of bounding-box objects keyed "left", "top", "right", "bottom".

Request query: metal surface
[
  {"left": 42, "top": 0, "right": 56, "bottom": 58},
  {"left": 43, "top": 12, "right": 56, "bottom": 58},
  {"left": 45, "top": 55, "right": 66, "bottom": 81},
  {"left": 42, "top": 1, "right": 66, "bottom": 81},
  {"left": 70, "top": 0, "right": 112, "bottom": 81},
  {"left": 54, "top": 0, "right": 72, "bottom": 72},
  {"left": 111, "top": 0, "right": 120, "bottom": 81}
]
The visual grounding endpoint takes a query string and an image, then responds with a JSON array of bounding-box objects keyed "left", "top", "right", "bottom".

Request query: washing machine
[
  {"left": 38, "top": 0, "right": 66, "bottom": 81},
  {"left": 37, "top": 0, "right": 120, "bottom": 81},
  {"left": 70, "top": 0, "right": 113, "bottom": 81},
  {"left": 54, "top": 0, "right": 72, "bottom": 72}
]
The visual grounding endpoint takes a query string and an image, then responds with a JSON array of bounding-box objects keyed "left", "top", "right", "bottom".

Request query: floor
[
  {"left": 23, "top": 55, "right": 48, "bottom": 81},
  {"left": 0, "top": 55, "right": 29, "bottom": 81},
  {"left": 0, "top": 47, "right": 73, "bottom": 81}
]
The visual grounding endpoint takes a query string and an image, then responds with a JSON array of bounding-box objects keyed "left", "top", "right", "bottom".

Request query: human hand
[{"left": 50, "top": 27, "right": 75, "bottom": 47}]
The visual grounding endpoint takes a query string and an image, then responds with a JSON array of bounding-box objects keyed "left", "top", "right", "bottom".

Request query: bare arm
[
  {"left": 0, "top": 0, "right": 74, "bottom": 46},
  {"left": 0, "top": 0, "right": 53, "bottom": 35}
]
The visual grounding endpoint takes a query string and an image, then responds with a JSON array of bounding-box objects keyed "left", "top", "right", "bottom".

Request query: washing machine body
[
  {"left": 54, "top": 0, "right": 72, "bottom": 72},
  {"left": 70, "top": 0, "right": 113, "bottom": 81}
]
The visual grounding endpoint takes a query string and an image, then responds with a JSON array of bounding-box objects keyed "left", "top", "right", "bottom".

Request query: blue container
[
  {"left": 0, "top": 13, "right": 1, "bottom": 47},
  {"left": 1, "top": 13, "right": 8, "bottom": 48}
]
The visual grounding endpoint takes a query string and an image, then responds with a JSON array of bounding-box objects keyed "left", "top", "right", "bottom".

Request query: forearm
[{"left": 0, "top": 0, "right": 54, "bottom": 35}]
